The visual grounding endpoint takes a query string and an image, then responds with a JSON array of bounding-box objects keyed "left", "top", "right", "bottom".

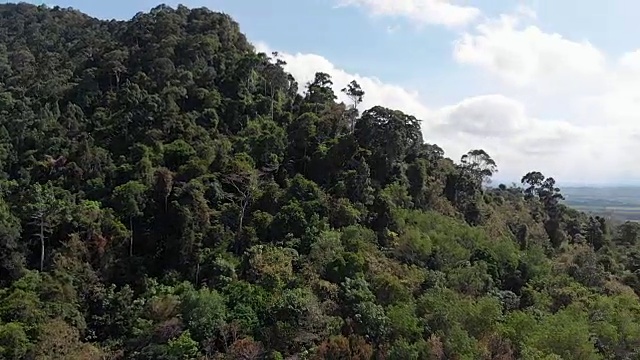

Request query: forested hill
[{"left": 1, "top": 3, "right": 640, "bottom": 359}]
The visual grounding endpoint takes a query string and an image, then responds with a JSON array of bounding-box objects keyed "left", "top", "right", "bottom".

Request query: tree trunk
[
  {"left": 195, "top": 260, "right": 200, "bottom": 286},
  {"left": 129, "top": 216, "right": 134, "bottom": 256},
  {"left": 303, "top": 144, "right": 308, "bottom": 175},
  {"left": 238, "top": 200, "right": 247, "bottom": 235},
  {"left": 39, "top": 218, "right": 45, "bottom": 272},
  {"left": 270, "top": 85, "right": 275, "bottom": 119}
]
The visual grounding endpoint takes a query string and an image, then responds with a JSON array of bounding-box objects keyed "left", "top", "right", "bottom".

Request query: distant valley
[{"left": 562, "top": 186, "right": 640, "bottom": 222}]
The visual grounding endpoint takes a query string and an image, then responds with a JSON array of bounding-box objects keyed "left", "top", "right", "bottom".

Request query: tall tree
[
  {"left": 223, "top": 153, "right": 260, "bottom": 253},
  {"left": 304, "top": 72, "right": 337, "bottom": 112},
  {"left": 460, "top": 149, "right": 498, "bottom": 185},
  {"left": 25, "top": 183, "right": 68, "bottom": 271},
  {"left": 112, "top": 181, "right": 147, "bottom": 256},
  {"left": 355, "top": 106, "right": 422, "bottom": 184},
  {"left": 521, "top": 171, "right": 566, "bottom": 247},
  {"left": 341, "top": 80, "right": 365, "bottom": 133}
]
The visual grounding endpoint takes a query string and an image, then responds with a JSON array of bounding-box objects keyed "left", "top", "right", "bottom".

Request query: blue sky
[{"left": 7, "top": 0, "right": 640, "bottom": 185}]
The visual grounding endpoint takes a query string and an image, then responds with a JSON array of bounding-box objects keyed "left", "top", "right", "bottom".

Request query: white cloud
[
  {"left": 429, "top": 94, "right": 598, "bottom": 181},
  {"left": 449, "top": 6, "right": 640, "bottom": 131},
  {"left": 587, "top": 50, "right": 640, "bottom": 127},
  {"left": 442, "top": 6, "right": 640, "bottom": 183},
  {"left": 434, "top": 94, "right": 531, "bottom": 137},
  {"left": 618, "top": 50, "right": 640, "bottom": 73},
  {"left": 453, "top": 13, "right": 606, "bottom": 90},
  {"left": 334, "top": 0, "right": 481, "bottom": 28}
]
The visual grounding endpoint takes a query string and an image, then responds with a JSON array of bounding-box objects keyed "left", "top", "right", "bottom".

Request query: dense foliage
[{"left": 0, "top": 3, "right": 640, "bottom": 359}]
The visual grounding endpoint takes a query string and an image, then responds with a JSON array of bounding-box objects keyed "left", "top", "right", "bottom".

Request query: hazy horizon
[{"left": 492, "top": 179, "right": 640, "bottom": 188}]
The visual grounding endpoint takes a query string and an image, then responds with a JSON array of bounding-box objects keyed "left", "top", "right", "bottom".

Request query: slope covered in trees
[{"left": 0, "top": 3, "right": 639, "bottom": 359}]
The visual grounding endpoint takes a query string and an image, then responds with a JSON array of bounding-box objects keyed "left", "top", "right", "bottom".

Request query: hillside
[{"left": 0, "top": 3, "right": 639, "bottom": 359}]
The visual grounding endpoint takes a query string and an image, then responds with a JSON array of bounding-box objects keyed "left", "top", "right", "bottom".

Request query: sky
[{"left": 10, "top": 0, "right": 640, "bottom": 186}]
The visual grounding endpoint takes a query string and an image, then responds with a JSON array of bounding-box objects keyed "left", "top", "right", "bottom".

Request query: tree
[
  {"left": 103, "top": 49, "right": 128, "bottom": 89},
  {"left": 153, "top": 167, "right": 174, "bottom": 212},
  {"left": 223, "top": 153, "right": 260, "bottom": 248},
  {"left": 0, "top": 193, "right": 23, "bottom": 283},
  {"left": 521, "top": 171, "right": 547, "bottom": 200},
  {"left": 262, "top": 51, "right": 289, "bottom": 119},
  {"left": 616, "top": 221, "right": 640, "bottom": 245},
  {"left": 227, "top": 337, "right": 264, "bottom": 360},
  {"left": 314, "top": 335, "right": 373, "bottom": 360},
  {"left": 460, "top": 149, "right": 498, "bottom": 185},
  {"left": 521, "top": 171, "right": 565, "bottom": 247},
  {"left": 0, "top": 322, "right": 29, "bottom": 359},
  {"left": 166, "top": 330, "right": 199, "bottom": 359},
  {"left": 286, "top": 112, "right": 322, "bottom": 176},
  {"left": 585, "top": 216, "right": 607, "bottom": 251},
  {"left": 25, "top": 183, "right": 69, "bottom": 272},
  {"left": 355, "top": 106, "right": 422, "bottom": 184},
  {"left": 304, "top": 72, "right": 337, "bottom": 111},
  {"left": 341, "top": 80, "right": 365, "bottom": 132},
  {"left": 180, "top": 286, "right": 228, "bottom": 343},
  {"left": 29, "top": 318, "right": 103, "bottom": 359},
  {"left": 111, "top": 181, "right": 147, "bottom": 256}
]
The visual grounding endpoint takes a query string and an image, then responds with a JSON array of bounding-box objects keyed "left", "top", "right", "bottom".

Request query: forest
[{"left": 0, "top": 2, "right": 639, "bottom": 359}]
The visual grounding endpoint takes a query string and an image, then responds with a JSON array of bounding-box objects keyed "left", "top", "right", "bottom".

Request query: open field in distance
[{"left": 562, "top": 186, "right": 640, "bottom": 222}]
